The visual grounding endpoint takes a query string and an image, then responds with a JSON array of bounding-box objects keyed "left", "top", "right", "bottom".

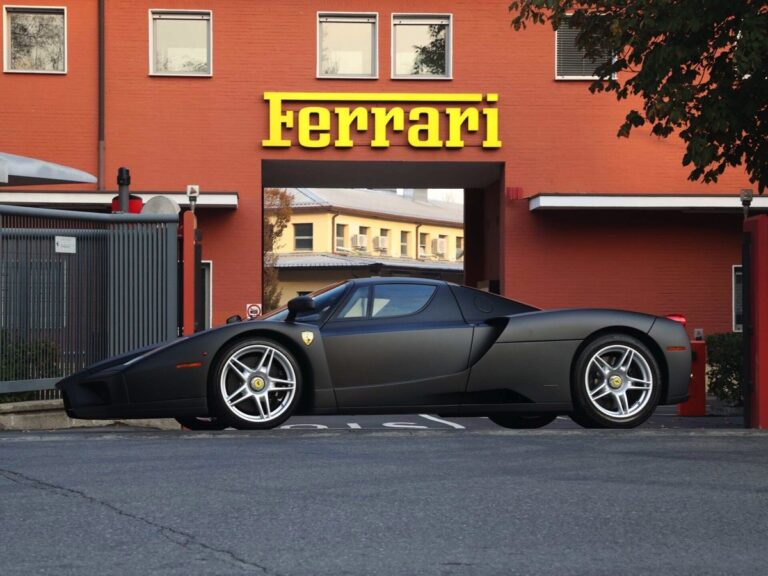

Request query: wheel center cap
[
  {"left": 609, "top": 375, "right": 623, "bottom": 389},
  {"left": 250, "top": 376, "right": 266, "bottom": 392}
]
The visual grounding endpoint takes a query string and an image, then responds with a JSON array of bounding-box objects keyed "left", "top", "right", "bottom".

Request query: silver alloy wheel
[
  {"left": 219, "top": 344, "right": 297, "bottom": 423},
  {"left": 584, "top": 344, "right": 654, "bottom": 420}
]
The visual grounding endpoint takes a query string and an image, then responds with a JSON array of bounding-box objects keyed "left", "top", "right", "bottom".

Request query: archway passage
[{"left": 262, "top": 160, "right": 505, "bottom": 295}]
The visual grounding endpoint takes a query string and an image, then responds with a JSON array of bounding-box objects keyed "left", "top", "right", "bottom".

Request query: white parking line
[{"left": 419, "top": 414, "right": 466, "bottom": 429}]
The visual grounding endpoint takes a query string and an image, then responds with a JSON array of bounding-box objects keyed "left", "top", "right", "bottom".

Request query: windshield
[{"left": 261, "top": 281, "right": 349, "bottom": 324}]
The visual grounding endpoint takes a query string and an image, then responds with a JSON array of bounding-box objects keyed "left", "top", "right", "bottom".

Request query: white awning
[
  {"left": 0, "top": 152, "right": 97, "bottom": 186},
  {"left": 529, "top": 194, "right": 766, "bottom": 211},
  {"left": 0, "top": 191, "right": 239, "bottom": 209}
]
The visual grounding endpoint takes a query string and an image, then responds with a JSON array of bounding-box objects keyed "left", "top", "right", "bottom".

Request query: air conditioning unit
[
  {"left": 373, "top": 236, "right": 388, "bottom": 250},
  {"left": 351, "top": 234, "right": 368, "bottom": 249},
  {"left": 432, "top": 238, "right": 447, "bottom": 256}
]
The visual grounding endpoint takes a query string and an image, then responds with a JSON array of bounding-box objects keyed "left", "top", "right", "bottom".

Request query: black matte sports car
[{"left": 57, "top": 277, "right": 691, "bottom": 430}]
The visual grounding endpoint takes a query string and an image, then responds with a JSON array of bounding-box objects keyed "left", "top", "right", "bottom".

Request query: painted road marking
[
  {"left": 419, "top": 414, "right": 466, "bottom": 429},
  {"left": 382, "top": 422, "right": 429, "bottom": 429},
  {"left": 279, "top": 415, "right": 467, "bottom": 430}
]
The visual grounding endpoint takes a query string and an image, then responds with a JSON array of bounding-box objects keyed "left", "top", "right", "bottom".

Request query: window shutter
[{"left": 556, "top": 20, "right": 607, "bottom": 79}]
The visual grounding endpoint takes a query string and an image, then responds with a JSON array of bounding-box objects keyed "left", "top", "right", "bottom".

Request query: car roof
[{"left": 349, "top": 277, "right": 446, "bottom": 287}]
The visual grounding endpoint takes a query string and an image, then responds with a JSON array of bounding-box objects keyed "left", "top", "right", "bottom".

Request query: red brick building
[{"left": 0, "top": 0, "right": 755, "bottom": 336}]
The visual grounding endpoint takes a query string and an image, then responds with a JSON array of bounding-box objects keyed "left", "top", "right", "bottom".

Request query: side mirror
[
  {"left": 226, "top": 314, "right": 242, "bottom": 324},
  {"left": 286, "top": 295, "right": 316, "bottom": 322}
]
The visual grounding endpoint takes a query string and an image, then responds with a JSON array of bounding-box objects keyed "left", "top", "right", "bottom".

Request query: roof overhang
[
  {"left": 529, "top": 194, "right": 767, "bottom": 212},
  {"left": 0, "top": 152, "right": 97, "bottom": 186},
  {"left": 274, "top": 253, "right": 463, "bottom": 272},
  {"left": 0, "top": 191, "right": 238, "bottom": 209}
]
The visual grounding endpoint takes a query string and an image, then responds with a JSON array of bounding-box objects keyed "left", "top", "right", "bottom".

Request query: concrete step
[{"left": 0, "top": 400, "right": 179, "bottom": 431}]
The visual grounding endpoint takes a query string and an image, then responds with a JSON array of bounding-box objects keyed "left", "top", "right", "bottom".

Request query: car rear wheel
[
  {"left": 210, "top": 338, "right": 302, "bottom": 430},
  {"left": 175, "top": 416, "right": 229, "bottom": 431},
  {"left": 572, "top": 334, "right": 661, "bottom": 428},
  {"left": 489, "top": 413, "right": 557, "bottom": 429}
]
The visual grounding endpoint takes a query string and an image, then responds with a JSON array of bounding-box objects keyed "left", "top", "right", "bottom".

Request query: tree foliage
[
  {"left": 706, "top": 332, "right": 743, "bottom": 405},
  {"left": 412, "top": 24, "right": 448, "bottom": 75},
  {"left": 262, "top": 188, "right": 293, "bottom": 312},
  {"left": 509, "top": 1, "right": 768, "bottom": 193}
]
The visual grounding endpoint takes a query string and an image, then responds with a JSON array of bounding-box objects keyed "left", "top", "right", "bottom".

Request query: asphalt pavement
[{"left": 1, "top": 408, "right": 766, "bottom": 576}]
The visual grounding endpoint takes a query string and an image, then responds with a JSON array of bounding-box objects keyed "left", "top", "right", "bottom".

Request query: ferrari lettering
[{"left": 262, "top": 92, "right": 502, "bottom": 150}]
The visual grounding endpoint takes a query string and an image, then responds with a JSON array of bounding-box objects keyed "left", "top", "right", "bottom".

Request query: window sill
[
  {"left": 4, "top": 69, "right": 67, "bottom": 75},
  {"left": 317, "top": 75, "right": 379, "bottom": 80},
  {"left": 391, "top": 75, "right": 452, "bottom": 81},
  {"left": 554, "top": 75, "right": 615, "bottom": 81},
  {"left": 149, "top": 72, "right": 213, "bottom": 78}
]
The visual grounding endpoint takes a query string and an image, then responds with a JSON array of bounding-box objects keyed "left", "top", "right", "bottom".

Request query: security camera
[{"left": 186, "top": 185, "right": 200, "bottom": 213}]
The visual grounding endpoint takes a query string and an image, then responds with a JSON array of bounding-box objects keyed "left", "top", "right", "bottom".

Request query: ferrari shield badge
[{"left": 301, "top": 331, "right": 314, "bottom": 346}]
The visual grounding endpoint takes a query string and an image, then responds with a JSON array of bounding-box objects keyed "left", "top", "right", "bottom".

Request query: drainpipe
[
  {"left": 97, "top": 0, "right": 105, "bottom": 189},
  {"left": 331, "top": 212, "right": 339, "bottom": 253}
]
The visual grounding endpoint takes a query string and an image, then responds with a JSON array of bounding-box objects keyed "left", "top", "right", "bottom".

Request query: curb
[{"left": 0, "top": 400, "right": 180, "bottom": 431}]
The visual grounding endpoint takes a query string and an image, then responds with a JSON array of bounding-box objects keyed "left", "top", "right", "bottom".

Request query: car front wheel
[
  {"left": 210, "top": 339, "right": 302, "bottom": 430},
  {"left": 571, "top": 334, "right": 661, "bottom": 428}
]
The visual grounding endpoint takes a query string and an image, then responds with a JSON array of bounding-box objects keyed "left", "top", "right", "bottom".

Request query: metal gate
[{"left": 0, "top": 205, "right": 178, "bottom": 394}]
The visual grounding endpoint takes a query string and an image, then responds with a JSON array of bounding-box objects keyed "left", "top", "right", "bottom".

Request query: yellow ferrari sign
[
  {"left": 262, "top": 92, "right": 501, "bottom": 150},
  {"left": 302, "top": 331, "right": 314, "bottom": 346}
]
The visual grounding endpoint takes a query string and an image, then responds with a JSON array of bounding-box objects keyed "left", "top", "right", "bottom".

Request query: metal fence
[{"left": 0, "top": 205, "right": 178, "bottom": 394}]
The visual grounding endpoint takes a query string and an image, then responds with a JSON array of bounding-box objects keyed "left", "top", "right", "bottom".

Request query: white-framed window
[
  {"left": 317, "top": 12, "right": 377, "bottom": 78},
  {"left": 150, "top": 10, "right": 212, "bottom": 76},
  {"left": 555, "top": 15, "right": 611, "bottom": 80},
  {"left": 335, "top": 223, "right": 346, "bottom": 250},
  {"left": 418, "top": 232, "right": 429, "bottom": 257},
  {"left": 456, "top": 236, "right": 464, "bottom": 259},
  {"left": 294, "top": 223, "right": 313, "bottom": 251},
  {"left": 733, "top": 265, "right": 743, "bottom": 332},
  {"left": 3, "top": 6, "right": 66, "bottom": 74},
  {"left": 400, "top": 231, "right": 409, "bottom": 257},
  {"left": 392, "top": 14, "right": 451, "bottom": 79}
]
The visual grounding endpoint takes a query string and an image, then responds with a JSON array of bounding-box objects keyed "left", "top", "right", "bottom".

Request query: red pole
[
  {"left": 745, "top": 215, "right": 768, "bottom": 428},
  {"left": 677, "top": 341, "right": 706, "bottom": 416}
]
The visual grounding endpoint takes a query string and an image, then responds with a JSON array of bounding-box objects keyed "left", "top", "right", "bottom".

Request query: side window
[
  {"left": 371, "top": 284, "right": 435, "bottom": 318},
  {"left": 338, "top": 286, "right": 369, "bottom": 319}
]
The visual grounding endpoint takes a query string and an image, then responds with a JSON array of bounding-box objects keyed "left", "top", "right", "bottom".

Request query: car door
[{"left": 321, "top": 281, "right": 473, "bottom": 409}]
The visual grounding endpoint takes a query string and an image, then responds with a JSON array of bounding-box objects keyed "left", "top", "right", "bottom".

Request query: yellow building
[{"left": 271, "top": 188, "right": 464, "bottom": 305}]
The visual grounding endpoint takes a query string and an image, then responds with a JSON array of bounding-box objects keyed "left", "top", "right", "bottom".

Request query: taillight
[{"left": 666, "top": 314, "right": 687, "bottom": 327}]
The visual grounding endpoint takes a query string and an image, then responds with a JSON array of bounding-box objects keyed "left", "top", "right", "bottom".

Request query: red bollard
[{"left": 677, "top": 340, "right": 707, "bottom": 416}]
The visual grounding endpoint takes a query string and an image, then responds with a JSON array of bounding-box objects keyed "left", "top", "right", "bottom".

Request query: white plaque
[{"left": 55, "top": 236, "right": 76, "bottom": 254}]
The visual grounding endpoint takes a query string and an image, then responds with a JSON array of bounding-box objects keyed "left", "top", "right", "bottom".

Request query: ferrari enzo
[{"left": 57, "top": 277, "right": 691, "bottom": 430}]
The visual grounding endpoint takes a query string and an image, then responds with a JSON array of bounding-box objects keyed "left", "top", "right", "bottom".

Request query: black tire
[
  {"left": 489, "top": 413, "right": 557, "bottom": 429},
  {"left": 209, "top": 338, "right": 302, "bottom": 430},
  {"left": 175, "top": 416, "right": 229, "bottom": 430},
  {"left": 571, "top": 333, "right": 662, "bottom": 429}
]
